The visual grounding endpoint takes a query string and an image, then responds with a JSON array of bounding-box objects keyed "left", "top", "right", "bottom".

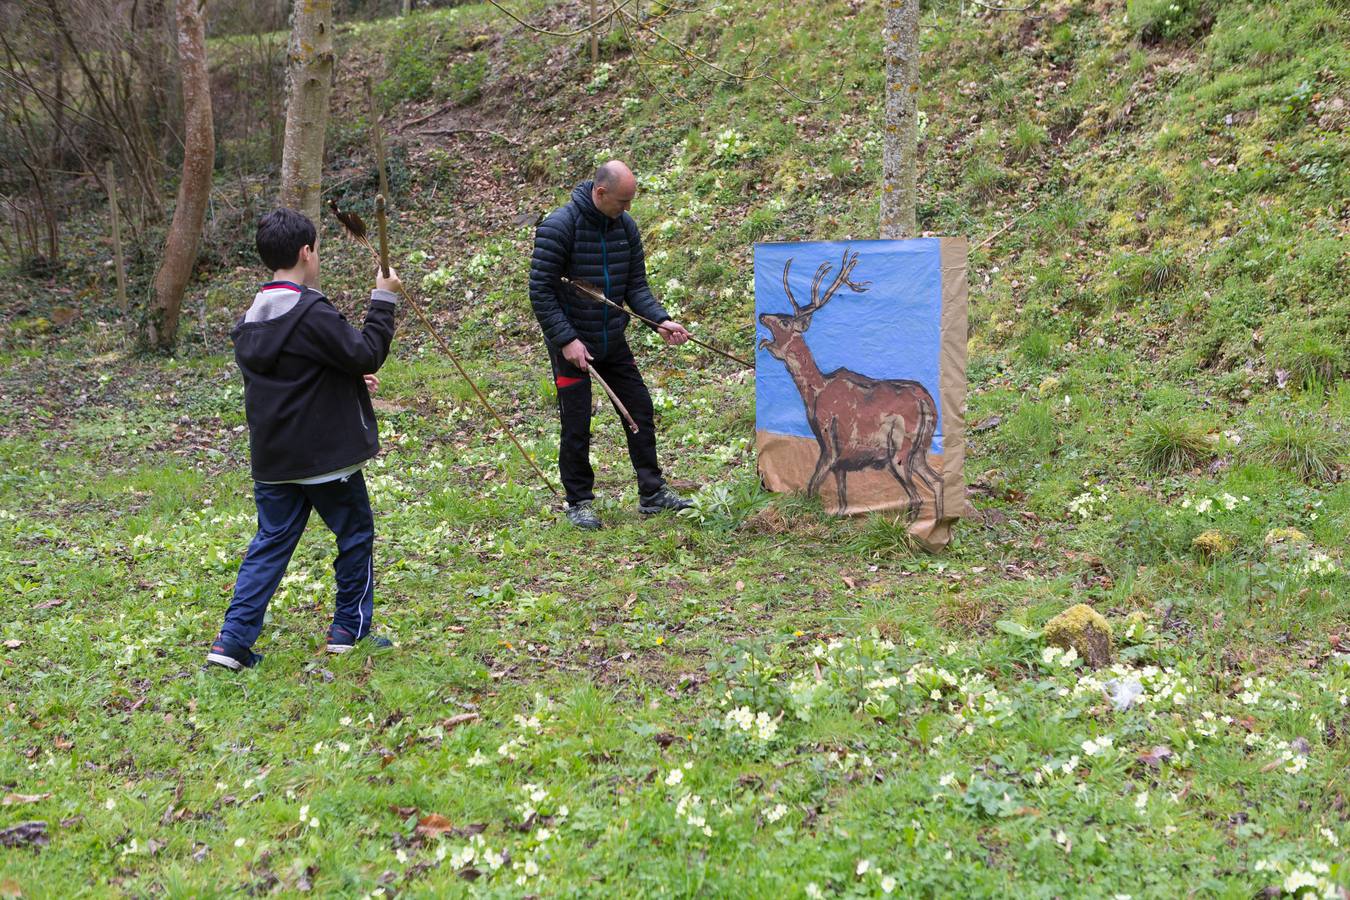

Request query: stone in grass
[
  {"left": 1192, "top": 529, "right": 1237, "bottom": 559},
  {"left": 1263, "top": 527, "right": 1311, "bottom": 546},
  {"left": 1044, "top": 603, "right": 1113, "bottom": 669}
]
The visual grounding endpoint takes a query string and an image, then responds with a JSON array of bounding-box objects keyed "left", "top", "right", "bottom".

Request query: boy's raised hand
[
  {"left": 375, "top": 265, "right": 402, "bottom": 295},
  {"left": 364, "top": 374, "right": 380, "bottom": 394}
]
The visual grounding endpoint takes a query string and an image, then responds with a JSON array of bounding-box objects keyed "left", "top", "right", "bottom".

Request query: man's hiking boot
[
  {"left": 639, "top": 486, "right": 694, "bottom": 516},
  {"left": 206, "top": 639, "right": 263, "bottom": 671},
  {"left": 565, "top": 500, "right": 602, "bottom": 530},
  {"left": 326, "top": 625, "right": 393, "bottom": 654}
]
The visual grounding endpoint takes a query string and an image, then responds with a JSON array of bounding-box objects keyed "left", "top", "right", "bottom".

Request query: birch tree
[
  {"left": 144, "top": 0, "right": 214, "bottom": 351},
  {"left": 279, "top": 0, "right": 334, "bottom": 224},
  {"left": 881, "top": 0, "right": 920, "bottom": 239}
]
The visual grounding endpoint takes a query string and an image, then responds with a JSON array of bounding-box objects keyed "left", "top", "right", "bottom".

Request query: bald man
[{"left": 529, "top": 161, "right": 694, "bottom": 529}]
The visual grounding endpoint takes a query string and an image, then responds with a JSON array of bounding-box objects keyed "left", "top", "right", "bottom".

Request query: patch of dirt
[
  {"left": 740, "top": 504, "right": 827, "bottom": 538},
  {"left": 934, "top": 592, "right": 1006, "bottom": 635}
]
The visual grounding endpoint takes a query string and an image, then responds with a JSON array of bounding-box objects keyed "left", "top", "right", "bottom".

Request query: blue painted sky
[{"left": 753, "top": 239, "right": 944, "bottom": 453}]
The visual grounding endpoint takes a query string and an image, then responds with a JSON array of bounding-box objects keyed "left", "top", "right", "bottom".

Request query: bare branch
[
  {"left": 964, "top": 0, "right": 1047, "bottom": 17},
  {"left": 612, "top": 2, "right": 845, "bottom": 104},
  {"left": 481, "top": 0, "right": 638, "bottom": 38}
]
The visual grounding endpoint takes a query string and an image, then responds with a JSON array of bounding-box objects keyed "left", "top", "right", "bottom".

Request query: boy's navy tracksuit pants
[{"left": 217, "top": 471, "right": 374, "bottom": 650}]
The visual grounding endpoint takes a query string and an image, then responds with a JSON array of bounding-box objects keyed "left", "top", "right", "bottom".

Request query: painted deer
[{"left": 758, "top": 249, "right": 944, "bottom": 521}]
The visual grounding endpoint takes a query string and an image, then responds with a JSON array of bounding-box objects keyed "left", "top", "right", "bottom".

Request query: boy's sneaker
[
  {"left": 565, "top": 500, "right": 602, "bottom": 530},
  {"left": 326, "top": 625, "right": 393, "bottom": 654},
  {"left": 206, "top": 640, "right": 263, "bottom": 671},
  {"left": 639, "top": 486, "right": 694, "bottom": 515}
]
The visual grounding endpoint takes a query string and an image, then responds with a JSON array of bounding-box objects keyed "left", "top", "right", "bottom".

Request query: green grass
[{"left": 3, "top": 0, "right": 1349, "bottom": 894}]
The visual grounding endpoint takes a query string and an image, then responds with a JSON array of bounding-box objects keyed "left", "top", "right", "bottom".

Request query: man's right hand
[
  {"left": 561, "top": 339, "right": 593, "bottom": 371},
  {"left": 375, "top": 265, "right": 402, "bottom": 295}
]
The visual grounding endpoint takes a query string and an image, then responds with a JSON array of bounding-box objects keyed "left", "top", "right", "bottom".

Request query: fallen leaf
[
  {"left": 415, "top": 813, "right": 456, "bottom": 837},
  {"left": 3, "top": 640, "right": 21, "bottom": 649},
  {"left": 32, "top": 599, "right": 64, "bottom": 611},
  {"left": 0, "top": 877, "right": 22, "bottom": 898},
  {"left": 0, "top": 821, "right": 48, "bottom": 849},
  {"left": 734, "top": 580, "right": 744, "bottom": 592},
  {"left": 1137, "top": 746, "right": 1172, "bottom": 768},
  {"left": 842, "top": 576, "right": 856, "bottom": 590},
  {"left": 440, "top": 713, "right": 480, "bottom": 729},
  {"left": 2, "top": 793, "right": 50, "bottom": 806}
]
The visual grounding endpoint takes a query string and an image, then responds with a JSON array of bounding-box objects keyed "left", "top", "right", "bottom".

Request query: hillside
[{"left": 1, "top": 0, "right": 1347, "bottom": 895}]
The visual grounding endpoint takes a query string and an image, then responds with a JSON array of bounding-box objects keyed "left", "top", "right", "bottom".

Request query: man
[{"left": 529, "top": 160, "right": 694, "bottom": 530}]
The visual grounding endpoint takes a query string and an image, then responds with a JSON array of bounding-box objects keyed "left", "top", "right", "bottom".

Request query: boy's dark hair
[{"left": 256, "top": 208, "right": 316, "bottom": 272}]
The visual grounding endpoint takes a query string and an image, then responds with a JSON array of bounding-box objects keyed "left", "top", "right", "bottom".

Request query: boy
[{"left": 206, "top": 207, "right": 401, "bottom": 670}]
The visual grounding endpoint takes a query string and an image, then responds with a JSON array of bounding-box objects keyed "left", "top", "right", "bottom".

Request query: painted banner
[{"left": 754, "top": 238, "right": 971, "bottom": 549}]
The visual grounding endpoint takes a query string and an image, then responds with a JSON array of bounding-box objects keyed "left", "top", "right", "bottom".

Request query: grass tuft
[
  {"left": 1132, "top": 415, "right": 1212, "bottom": 473},
  {"left": 1246, "top": 413, "right": 1347, "bottom": 482}
]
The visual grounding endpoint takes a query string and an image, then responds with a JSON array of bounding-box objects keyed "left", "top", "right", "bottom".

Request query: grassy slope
[{"left": 1, "top": 0, "right": 1348, "bottom": 895}]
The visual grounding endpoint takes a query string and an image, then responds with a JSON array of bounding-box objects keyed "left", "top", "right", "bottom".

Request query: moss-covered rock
[
  {"left": 1044, "top": 603, "right": 1113, "bottom": 668},
  {"left": 1192, "top": 529, "right": 1237, "bottom": 559},
  {"left": 1263, "top": 527, "right": 1311, "bottom": 546}
]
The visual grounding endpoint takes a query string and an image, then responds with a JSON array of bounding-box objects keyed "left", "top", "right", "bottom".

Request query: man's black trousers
[{"left": 547, "top": 338, "right": 664, "bottom": 505}]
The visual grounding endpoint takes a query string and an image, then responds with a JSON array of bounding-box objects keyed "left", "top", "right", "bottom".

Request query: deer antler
[
  {"left": 795, "top": 249, "right": 872, "bottom": 322},
  {"left": 838, "top": 250, "right": 871, "bottom": 294},
  {"left": 781, "top": 257, "right": 803, "bottom": 315},
  {"left": 777, "top": 249, "right": 872, "bottom": 325}
]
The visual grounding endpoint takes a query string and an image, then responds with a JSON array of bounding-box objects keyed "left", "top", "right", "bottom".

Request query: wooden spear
[
  {"left": 331, "top": 197, "right": 560, "bottom": 497},
  {"left": 583, "top": 363, "right": 640, "bottom": 434},
  {"left": 560, "top": 275, "right": 753, "bottom": 369}
]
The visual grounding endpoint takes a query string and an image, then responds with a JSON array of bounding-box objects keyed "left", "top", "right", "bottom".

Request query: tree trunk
[
  {"left": 279, "top": 0, "right": 334, "bottom": 224},
  {"left": 145, "top": 0, "right": 213, "bottom": 352},
  {"left": 107, "top": 160, "right": 128, "bottom": 313},
  {"left": 589, "top": 0, "right": 599, "bottom": 62},
  {"left": 880, "top": 0, "right": 920, "bottom": 240},
  {"left": 364, "top": 76, "right": 390, "bottom": 201}
]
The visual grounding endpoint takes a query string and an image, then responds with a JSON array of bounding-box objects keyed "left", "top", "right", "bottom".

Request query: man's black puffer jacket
[{"left": 529, "top": 180, "right": 670, "bottom": 358}]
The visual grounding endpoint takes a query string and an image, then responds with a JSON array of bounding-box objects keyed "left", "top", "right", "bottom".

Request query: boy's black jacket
[{"left": 231, "top": 287, "right": 397, "bottom": 482}]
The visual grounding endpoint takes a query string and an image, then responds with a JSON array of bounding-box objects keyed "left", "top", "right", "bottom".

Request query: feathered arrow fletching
[{"left": 328, "top": 199, "right": 369, "bottom": 242}]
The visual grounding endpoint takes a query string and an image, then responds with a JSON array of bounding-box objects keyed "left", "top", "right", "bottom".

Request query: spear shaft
[
  {"left": 560, "top": 276, "right": 754, "bottom": 369},
  {"left": 585, "top": 364, "right": 640, "bottom": 433},
  {"left": 334, "top": 199, "right": 560, "bottom": 497}
]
